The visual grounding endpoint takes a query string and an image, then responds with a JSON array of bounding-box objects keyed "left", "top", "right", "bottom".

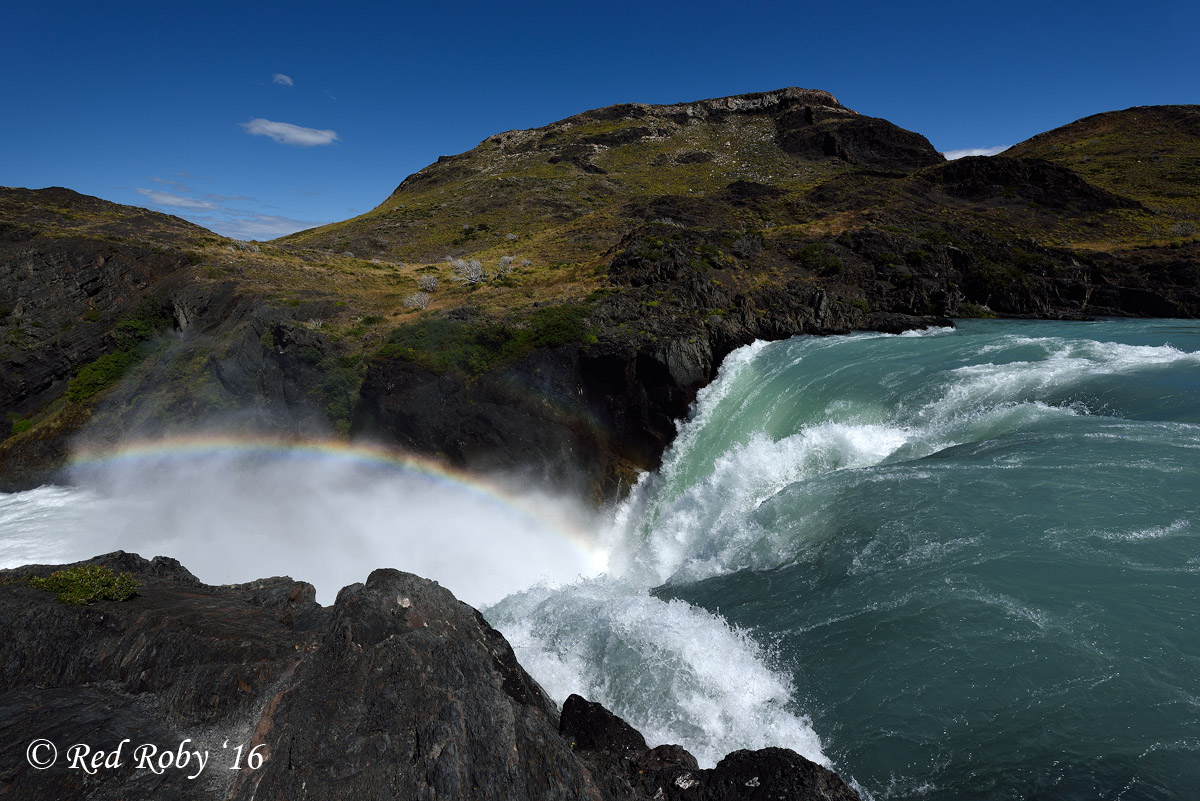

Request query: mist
[{"left": 2, "top": 441, "right": 607, "bottom": 607}]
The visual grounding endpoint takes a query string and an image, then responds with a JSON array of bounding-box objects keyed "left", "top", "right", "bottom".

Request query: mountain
[
  {"left": 280, "top": 87, "right": 943, "bottom": 265},
  {"left": 1004, "top": 105, "right": 1200, "bottom": 221},
  {"left": 2, "top": 90, "right": 1199, "bottom": 496}
]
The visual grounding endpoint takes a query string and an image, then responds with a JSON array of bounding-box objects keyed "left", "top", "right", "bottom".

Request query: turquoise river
[{"left": 2, "top": 318, "right": 1198, "bottom": 799}]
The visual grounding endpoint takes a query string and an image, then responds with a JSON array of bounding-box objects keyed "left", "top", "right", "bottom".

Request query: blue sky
[{"left": 3, "top": 0, "right": 1196, "bottom": 240}]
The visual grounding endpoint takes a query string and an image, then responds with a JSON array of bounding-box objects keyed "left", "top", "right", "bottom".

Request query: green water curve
[{"left": 637, "top": 319, "right": 1199, "bottom": 799}]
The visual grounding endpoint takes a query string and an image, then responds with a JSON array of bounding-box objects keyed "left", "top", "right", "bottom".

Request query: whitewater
[{"left": 3, "top": 318, "right": 1199, "bottom": 799}]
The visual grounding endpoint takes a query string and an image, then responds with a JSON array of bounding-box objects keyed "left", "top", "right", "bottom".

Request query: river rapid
[{"left": 3, "top": 318, "right": 1198, "bottom": 799}]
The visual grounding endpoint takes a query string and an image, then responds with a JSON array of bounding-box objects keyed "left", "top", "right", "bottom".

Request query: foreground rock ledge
[{"left": 0, "top": 553, "right": 859, "bottom": 800}]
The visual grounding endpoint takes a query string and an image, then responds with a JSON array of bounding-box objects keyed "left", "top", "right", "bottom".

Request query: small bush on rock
[{"left": 29, "top": 565, "right": 139, "bottom": 605}]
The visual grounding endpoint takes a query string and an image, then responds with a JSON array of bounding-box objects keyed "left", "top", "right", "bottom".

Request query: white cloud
[
  {"left": 198, "top": 213, "right": 323, "bottom": 240},
  {"left": 150, "top": 177, "right": 196, "bottom": 193},
  {"left": 942, "top": 145, "right": 1010, "bottom": 160},
  {"left": 272, "top": 73, "right": 294, "bottom": 87},
  {"left": 135, "top": 188, "right": 218, "bottom": 210},
  {"left": 240, "top": 118, "right": 340, "bottom": 147},
  {"left": 134, "top": 176, "right": 327, "bottom": 240}
]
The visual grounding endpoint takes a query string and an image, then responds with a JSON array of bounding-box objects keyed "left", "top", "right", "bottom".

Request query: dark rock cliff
[
  {"left": 353, "top": 221, "right": 954, "bottom": 499},
  {"left": 0, "top": 554, "right": 859, "bottom": 800}
]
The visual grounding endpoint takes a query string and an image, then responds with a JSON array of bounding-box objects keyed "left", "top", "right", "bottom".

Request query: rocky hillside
[
  {"left": 2, "top": 90, "right": 1199, "bottom": 497},
  {"left": 0, "top": 553, "right": 859, "bottom": 801},
  {"left": 0, "top": 188, "right": 361, "bottom": 488},
  {"left": 281, "top": 87, "right": 942, "bottom": 266}
]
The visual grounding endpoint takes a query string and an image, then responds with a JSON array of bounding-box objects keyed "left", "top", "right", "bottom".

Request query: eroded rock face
[
  {"left": 0, "top": 554, "right": 859, "bottom": 801},
  {"left": 0, "top": 233, "right": 192, "bottom": 422}
]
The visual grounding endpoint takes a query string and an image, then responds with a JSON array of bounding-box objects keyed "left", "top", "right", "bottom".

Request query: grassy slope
[
  {"left": 1004, "top": 105, "right": 1200, "bottom": 237},
  {"left": 276, "top": 103, "right": 857, "bottom": 319},
  {"left": 279, "top": 100, "right": 1200, "bottom": 330}
]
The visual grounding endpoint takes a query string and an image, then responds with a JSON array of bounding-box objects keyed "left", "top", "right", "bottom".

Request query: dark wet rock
[
  {"left": 638, "top": 744, "right": 700, "bottom": 771},
  {"left": 560, "top": 693, "right": 648, "bottom": 754},
  {"left": 867, "top": 312, "right": 955, "bottom": 334},
  {"left": 559, "top": 693, "right": 858, "bottom": 801},
  {"left": 696, "top": 748, "right": 862, "bottom": 801},
  {"left": 0, "top": 554, "right": 860, "bottom": 801}
]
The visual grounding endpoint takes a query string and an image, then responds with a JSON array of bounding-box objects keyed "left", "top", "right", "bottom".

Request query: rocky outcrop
[
  {"left": 0, "top": 263, "right": 344, "bottom": 490},
  {"left": 922, "top": 156, "right": 1141, "bottom": 211},
  {"left": 0, "top": 554, "right": 858, "bottom": 801},
  {"left": 397, "top": 87, "right": 943, "bottom": 203}
]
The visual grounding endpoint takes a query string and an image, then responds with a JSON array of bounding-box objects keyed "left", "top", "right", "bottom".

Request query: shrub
[
  {"left": 450, "top": 258, "right": 488, "bottom": 285},
  {"left": 1171, "top": 221, "right": 1198, "bottom": 237},
  {"left": 404, "top": 292, "right": 431, "bottom": 310},
  {"left": 29, "top": 565, "right": 139, "bottom": 605},
  {"left": 380, "top": 317, "right": 508, "bottom": 373},
  {"left": 416, "top": 275, "right": 439, "bottom": 292},
  {"left": 959, "top": 302, "right": 998, "bottom": 318},
  {"left": 516, "top": 304, "right": 593, "bottom": 350},
  {"left": 732, "top": 233, "right": 764, "bottom": 258},
  {"left": 6, "top": 412, "right": 32, "bottom": 436},
  {"left": 963, "top": 259, "right": 1030, "bottom": 300},
  {"left": 796, "top": 243, "right": 842, "bottom": 275},
  {"left": 67, "top": 351, "right": 138, "bottom": 400}
]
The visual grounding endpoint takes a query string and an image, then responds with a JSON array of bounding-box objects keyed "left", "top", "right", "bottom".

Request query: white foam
[
  {"left": 923, "top": 337, "right": 1200, "bottom": 423},
  {"left": 1099, "top": 519, "right": 1191, "bottom": 542},
  {"left": 0, "top": 485, "right": 113, "bottom": 567},
  {"left": 611, "top": 329, "right": 1200, "bottom": 591},
  {"left": 898, "top": 326, "right": 956, "bottom": 338},
  {"left": 485, "top": 578, "right": 829, "bottom": 769},
  {"left": 613, "top": 423, "right": 911, "bottom": 585}
]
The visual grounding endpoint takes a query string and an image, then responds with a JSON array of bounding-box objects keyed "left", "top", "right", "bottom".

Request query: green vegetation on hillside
[
  {"left": 67, "top": 300, "right": 174, "bottom": 400},
  {"left": 378, "top": 303, "right": 594, "bottom": 374}
]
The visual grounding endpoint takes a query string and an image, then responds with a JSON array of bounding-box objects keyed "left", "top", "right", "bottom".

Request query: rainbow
[{"left": 68, "top": 434, "right": 607, "bottom": 571}]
